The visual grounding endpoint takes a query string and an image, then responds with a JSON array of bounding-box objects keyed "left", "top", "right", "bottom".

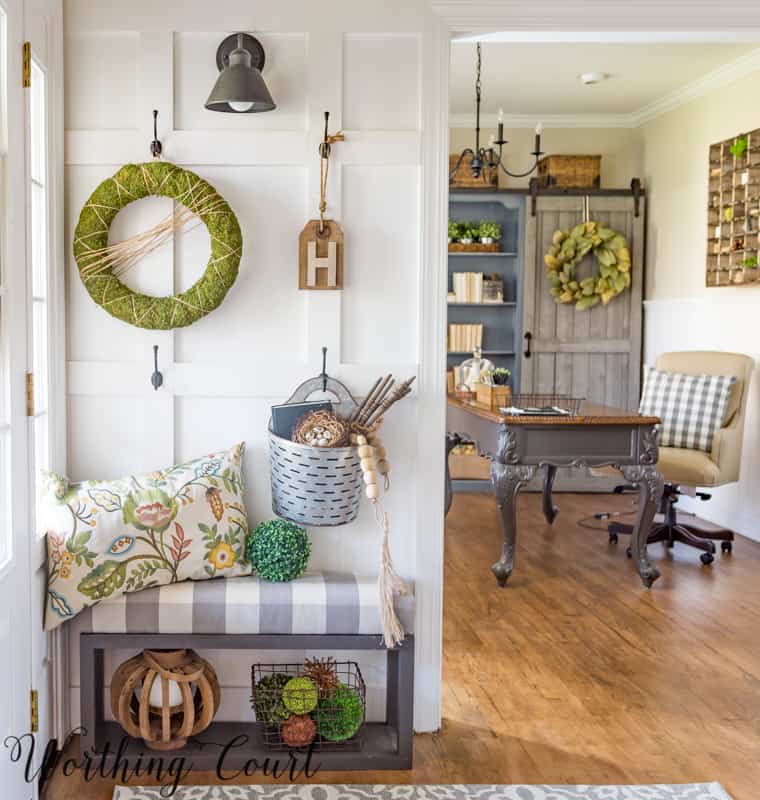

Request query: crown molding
[
  {"left": 631, "top": 46, "right": 760, "bottom": 125},
  {"left": 449, "top": 47, "right": 760, "bottom": 130},
  {"left": 452, "top": 31, "right": 760, "bottom": 43},
  {"left": 432, "top": 2, "right": 760, "bottom": 34},
  {"left": 449, "top": 112, "right": 636, "bottom": 129}
]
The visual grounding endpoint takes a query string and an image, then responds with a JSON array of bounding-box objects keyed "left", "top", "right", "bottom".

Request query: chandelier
[{"left": 450, "top": 43, "right": 544, "bottom": 183}]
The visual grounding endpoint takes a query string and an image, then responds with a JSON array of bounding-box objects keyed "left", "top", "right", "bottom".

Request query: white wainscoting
[
  {"left": 644, "top": 297, "right": 760, "bottom": 541},
  {"left": 63, "top": 0, "right": 447, "bottom": 732}
]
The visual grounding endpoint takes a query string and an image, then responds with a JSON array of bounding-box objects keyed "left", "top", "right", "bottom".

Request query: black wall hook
[
  {"left": 320, "top": 346, "right": 328, "bottom": 392},
  {"left": 150, "top": 109, "right": 162, "bottom": 159},
  {"left": 151, "top": 345, "right": 164, "bottom": 391}
]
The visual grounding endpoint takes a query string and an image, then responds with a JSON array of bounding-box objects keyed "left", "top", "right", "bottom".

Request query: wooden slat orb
[{"left": 110, "top": 649, "right": 220, "bottom": 751}]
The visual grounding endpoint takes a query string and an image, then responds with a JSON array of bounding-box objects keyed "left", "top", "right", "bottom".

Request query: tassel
[{"left": 376, "top": 508, "right": 409, "bottom": 648}]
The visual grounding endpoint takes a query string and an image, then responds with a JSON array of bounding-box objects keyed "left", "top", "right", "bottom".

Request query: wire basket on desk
[
  {"left": 502, "top": 394, "right": 584, "bottom": 416},
  {"left": 251, "top": 661, "right": 366, "bottom": 752}
]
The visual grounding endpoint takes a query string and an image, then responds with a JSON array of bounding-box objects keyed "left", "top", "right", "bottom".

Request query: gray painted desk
[{"left": 446, "top": 396, "right": 663, "bottom": 588}]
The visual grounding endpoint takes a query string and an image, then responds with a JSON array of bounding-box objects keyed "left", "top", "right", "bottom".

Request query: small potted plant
[
  {"left": 458, "top": 223, "right": 477, "bottom": 245},
  {"left": 741, "top": 255, "right": 758, "bottom": 269},
  {"left": 478, "top": 221, "right": 502, "bottom": 244},
  {"left": 448, "top": 220, "right": 460, "bottom": 244},
  {"left": 492, "top": 367, "right": 511, "bottom": 386}
]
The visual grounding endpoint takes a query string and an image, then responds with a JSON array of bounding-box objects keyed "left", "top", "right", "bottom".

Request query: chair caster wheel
[
  {"left": 700, "top": 552, "right": 714, "bottom": 566},
  {"left": 721, "top": 541, "right": 733, "bottom": 554},
  {"left": 609, "top": 532, "right": 618, "bottom": 544},
  {"left": 626, "top": 546, "right": 632, "bottom": 559}
]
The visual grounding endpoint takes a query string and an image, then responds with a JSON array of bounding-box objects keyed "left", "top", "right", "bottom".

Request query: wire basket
[
  {"left": 504, "top": 394, "right": 584, "bottom": 416},
  {"left": 268, "top": 375, "right": 363, "bottom": 527},
  {"left": 251, "top": 661, "right": 366, "bottom": 752}
]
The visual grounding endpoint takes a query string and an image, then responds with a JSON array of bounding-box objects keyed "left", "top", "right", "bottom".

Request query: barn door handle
[{"left": 524, "top": 332, "right": 533, "bottom": 358}]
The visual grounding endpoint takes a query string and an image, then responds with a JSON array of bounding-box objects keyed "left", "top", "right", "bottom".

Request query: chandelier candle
[{"left": 450, "top": 44, "right": 545, "bottom": 183}]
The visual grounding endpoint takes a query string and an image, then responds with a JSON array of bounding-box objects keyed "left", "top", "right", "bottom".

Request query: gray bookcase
[{"left": 448, "top": 191, "right": 526, "bottom": 391}]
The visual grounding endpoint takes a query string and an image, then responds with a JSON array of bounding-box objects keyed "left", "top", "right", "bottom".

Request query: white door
[
  {"left": 25, "top": 0, "right": 63, "bottom": 770},
  {"left": 0, "top": 0, "right": 35, "bottom": 795}
]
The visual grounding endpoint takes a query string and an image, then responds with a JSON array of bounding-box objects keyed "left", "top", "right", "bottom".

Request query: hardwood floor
[{"left": 44, "top": 492, "right": 760, "bottom": 799}]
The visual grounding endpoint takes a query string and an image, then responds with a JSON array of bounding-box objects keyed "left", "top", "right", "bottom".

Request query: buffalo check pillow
[{"left": 639, "top": 367, "right": 736, "bottom": 454}]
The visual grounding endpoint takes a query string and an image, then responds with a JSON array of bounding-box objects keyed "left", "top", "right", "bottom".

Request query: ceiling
[{"left": 450, "top": 42, "right": 757, "bottom": 124}]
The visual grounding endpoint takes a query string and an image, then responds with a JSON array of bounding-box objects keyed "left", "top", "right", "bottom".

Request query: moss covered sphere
[
  {"left": 246, "top": 519, "right": 311, "bottom": 582},
  {"left": 73, "top": 162, "right": 242, "bottom": 330},
  {"left": 282, "top": 676, "right": 318, "bottom": 715},
  {"left": 314, "top": 683, "right": 364, "bottom": 742}
]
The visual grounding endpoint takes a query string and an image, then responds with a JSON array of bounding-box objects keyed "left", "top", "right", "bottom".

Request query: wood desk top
[{"left": 447, "top": 394, "right": 660, "bottom": 427}]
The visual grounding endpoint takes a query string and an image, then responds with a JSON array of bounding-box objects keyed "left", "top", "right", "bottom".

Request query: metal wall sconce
[{"left": 205, "top": 32, "right": 276, "bottom": 113}]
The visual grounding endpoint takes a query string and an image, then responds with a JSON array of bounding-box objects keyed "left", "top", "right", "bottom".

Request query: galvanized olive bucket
[{"left": 268, "top": 376, "right": 363, "bottom": 527}]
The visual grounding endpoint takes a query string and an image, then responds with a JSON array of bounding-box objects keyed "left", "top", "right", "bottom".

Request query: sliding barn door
[
  {"left": 521, "top": 195, "right": 644, "bottom": 410},
  {"left": 521, "top": 194, "right": 644, "bottom": 491}
]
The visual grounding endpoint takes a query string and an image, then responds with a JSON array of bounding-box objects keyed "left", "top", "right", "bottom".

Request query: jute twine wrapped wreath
[
  {"left": 74, "top": 162, "right": 242, "bottom": 329},
  {"left": 543, "top": 221, "right": 631, "bottom": 311}
]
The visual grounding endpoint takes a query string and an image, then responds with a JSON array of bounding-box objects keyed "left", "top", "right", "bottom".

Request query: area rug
[{"left": 113, "top": 784, "right": 733, "bottom": 800}]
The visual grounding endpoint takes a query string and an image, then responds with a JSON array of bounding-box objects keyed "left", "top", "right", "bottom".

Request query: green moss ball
[
  {"left": 282, "top": 676, "right": 318, "bottom": 715},
  {"left": 246, "top": 519, "right": 311, "bottom": 582},
  {"left": 252, "top": 672, "right": 290, "bottom": 724},
  {"left": 314, "top": 683, "right": 364, "bottom": 742}
]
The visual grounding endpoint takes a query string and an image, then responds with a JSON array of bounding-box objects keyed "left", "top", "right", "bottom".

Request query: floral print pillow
[{"left": 43, "top": 443, "right": 250, "bottom": 631}]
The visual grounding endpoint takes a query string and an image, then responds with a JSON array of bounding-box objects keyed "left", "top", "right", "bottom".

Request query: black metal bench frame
[{"left": 80, "top": 632, "right": 414, "bottom": 771}]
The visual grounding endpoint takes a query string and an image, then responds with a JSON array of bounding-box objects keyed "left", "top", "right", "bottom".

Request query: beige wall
[
  {"left": 639, "top": 68, "right": 760, "bottom": 541},
  {"left": 449, "top": 126, "right": 643, "bottom": 189}
]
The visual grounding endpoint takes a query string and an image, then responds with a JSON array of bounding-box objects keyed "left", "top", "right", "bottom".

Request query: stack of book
[
  {"left": 451, "top": 272, "right": 483, "bottom": 303},
  {"left": 448, "top": 323, "right": 483, "bottom": 353}
]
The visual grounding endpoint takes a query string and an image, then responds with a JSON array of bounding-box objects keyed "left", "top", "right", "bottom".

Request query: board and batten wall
[
  {"left": 63, "top": 0, "right": 448, "bottom": 732},
  {"left": 640, "top": 66, "right": 760, "bottom": 541}
]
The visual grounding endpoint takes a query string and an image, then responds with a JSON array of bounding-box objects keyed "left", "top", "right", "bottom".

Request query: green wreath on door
[
  {"left": 543, "top": 221, "right": 631, "bottom": 310},
  {"left": 73, "top": 161, "right": 242, "bottom": 330}
]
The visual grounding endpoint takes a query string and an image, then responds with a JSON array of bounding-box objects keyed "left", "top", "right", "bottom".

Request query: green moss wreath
[
  {"left": 73, "top": 162, "right": 242, "bottom": 329},
  {"left": 543, "top": 221, "right": 631, "bottom": 311}
]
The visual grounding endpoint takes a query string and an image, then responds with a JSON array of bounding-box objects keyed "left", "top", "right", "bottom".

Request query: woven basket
[
  {"left": 537, "top": 155, "right": 601, "bottom": 189},
  {"left": 268, "top": 375, "right": 363, "bottom": 527},
  {"left": 449, "top": 153, "right": 498, "bottom": 188}
]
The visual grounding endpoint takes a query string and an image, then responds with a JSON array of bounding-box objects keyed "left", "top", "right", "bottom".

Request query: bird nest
[{"left": 292, "top": 410, "right": 350, "bottom": 448}]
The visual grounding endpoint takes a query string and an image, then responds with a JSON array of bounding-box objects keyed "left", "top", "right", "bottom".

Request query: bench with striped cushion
[
  {"left": 74, "top": 571, "right": 415, "bottom": 770},
  {"left": 67, "top": 571, "right": 415, "bottom": 636}
]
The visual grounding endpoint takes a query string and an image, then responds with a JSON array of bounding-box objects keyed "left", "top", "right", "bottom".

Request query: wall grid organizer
[{"left": 706, "top": 128, "right": 760, "bottom": 287}]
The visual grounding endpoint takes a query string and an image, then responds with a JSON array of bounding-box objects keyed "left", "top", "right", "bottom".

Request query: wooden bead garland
[{"left": 349, "top": 431, "right": 391, "bottom": 500}]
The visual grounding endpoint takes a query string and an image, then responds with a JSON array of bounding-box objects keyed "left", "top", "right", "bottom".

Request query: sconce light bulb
[
  {"left": 535, "top": 122, "right": 543, "bottom": 135},
  {"left": 229, "top": 100, "right": 254, "bottom": 112},
  {"left": 497, "top": 107, "right": 504, "bottom": 124}
]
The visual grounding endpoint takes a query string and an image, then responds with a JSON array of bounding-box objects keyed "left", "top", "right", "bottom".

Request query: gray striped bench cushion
[{"left": 66, "top": 572, "right": 414, "bottom": 636}]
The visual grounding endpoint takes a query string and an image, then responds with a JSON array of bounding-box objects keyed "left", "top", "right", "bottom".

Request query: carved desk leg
[
  {"left": 491, "top": 461, "right": 537, "bottom": 586},
  {"left": 542, "top": 464, "right": 558, "bottom": 525},
  {"left": 621, "top": 463, "right": 664, "bottom": 588},
  {"left": 444, "top": 433, "right": 462, "bottom": 517}
]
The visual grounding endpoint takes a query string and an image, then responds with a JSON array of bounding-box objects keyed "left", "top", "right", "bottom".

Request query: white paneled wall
[{"left": 63, "top": 0, "right": 447, "bottom": 732}]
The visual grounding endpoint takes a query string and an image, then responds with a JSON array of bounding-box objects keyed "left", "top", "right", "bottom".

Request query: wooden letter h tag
[{"left": 299, "top": 219, "right": 344, "bottom": 290}]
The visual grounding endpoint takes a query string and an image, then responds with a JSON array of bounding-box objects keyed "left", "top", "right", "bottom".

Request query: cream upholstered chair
[{"left": 607, "top": 351, "right": 754, "bottom": 564}]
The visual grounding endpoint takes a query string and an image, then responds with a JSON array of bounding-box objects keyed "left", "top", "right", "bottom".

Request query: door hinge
[
  {"left": 29, "top": 690, "right": 38, "bottom": 733},
  {"left": 25, "top": 373, "right": 34, "bottom": 417},
  {"left": 22, "top": 42, "right": 31, "bottom": 88}
]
